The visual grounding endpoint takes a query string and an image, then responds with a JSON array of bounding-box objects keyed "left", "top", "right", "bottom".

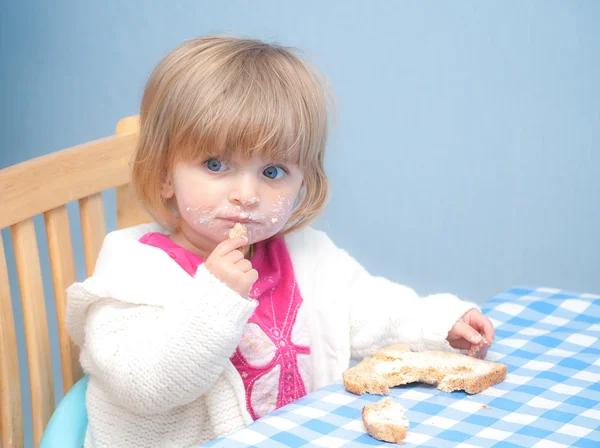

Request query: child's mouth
[{"left": 221, "top": 216, "right": 259, "bottom": 224}]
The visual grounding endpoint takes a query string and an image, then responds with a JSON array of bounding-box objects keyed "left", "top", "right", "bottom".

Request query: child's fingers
[
  {"left": 449, "top": 339, "right": 472, "bottom": 350},
  {"left": 213, "top": 236, "right": 248, "bottom": 256},
  {"left": 235, "top": 259, "right": 253, "bottom": 273},
  {"left": 470, "top": 314, "right": 495, "bottom": 344},
  {"left": 452, "top": 320, "right": 483, "bottom": 345},
  {"left": 247, "top": 268, "right": 259, "bottom": 284},
  {"left": 479, "top": 317, "right": 495, "bottom": 344},
  {"left": 224, "top": 249, "right": 245, "bottom": 264},
  {"left": 471, "top": 343, "right": 489, "bottom": 359}
]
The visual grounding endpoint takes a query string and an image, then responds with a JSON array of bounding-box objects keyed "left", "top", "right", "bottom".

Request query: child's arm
[
  {"left": 67, "top": 264, "right": 257, "bottom": 415},
  {"left": 299, "top": 229, "right": 480, "bottom": 359}
]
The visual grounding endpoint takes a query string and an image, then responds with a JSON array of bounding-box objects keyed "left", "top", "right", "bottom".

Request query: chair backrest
[{"left": 0, "top": 116, "right": 148, "bottom": 448}]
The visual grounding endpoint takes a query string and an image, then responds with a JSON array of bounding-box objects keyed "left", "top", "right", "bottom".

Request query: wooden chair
[{"left": 0, "top": 116, "right": 149, "bottom": 448}]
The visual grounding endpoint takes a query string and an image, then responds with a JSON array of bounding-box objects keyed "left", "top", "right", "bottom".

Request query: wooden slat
[
  {"left": 44, "top": 206, "right": 84, "bottom": 393},
  {"left": 0, "top": 130, "right": 138, "bottom": 229},
  {"left": 115, "top": 115, "right": 140, "bottom": 135},
  {"left": 114, "top": 115, "right": 148, "bottom": 229},
  {"left": 11, "top": 219, "right": 54, "bottom": 447},
  {"left": 79, "top": 194, "right": 106, "bottom": 277},
  {"left": 116, "top": 184, "right": 149, "bottom": 229},
  {"left": 0, "top": 234, "right": 24, "bottom": 448}
]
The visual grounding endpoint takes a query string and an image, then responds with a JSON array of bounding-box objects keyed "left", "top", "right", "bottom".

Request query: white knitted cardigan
[{"left": 66, "top": 224, "right": 476, "bottom": 447}]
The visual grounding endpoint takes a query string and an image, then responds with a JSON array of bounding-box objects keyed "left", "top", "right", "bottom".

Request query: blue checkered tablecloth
[{"left": 204, "top": 287, "right": 600, "bottom": 447}]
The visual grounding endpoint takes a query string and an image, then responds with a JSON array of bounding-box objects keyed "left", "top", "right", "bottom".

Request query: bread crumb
[
  {"left": 229, "top": 223, "right": 247, "bottom": 239},
  {"left": 362, "top": 397, "right": 408, "bottom": 444},
  {"left": 469, "top": 337, "right": 491, "bottom": 358}
]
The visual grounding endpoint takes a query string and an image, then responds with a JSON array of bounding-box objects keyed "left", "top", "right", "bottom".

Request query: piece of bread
[
  {"left": 468, "top": 336, "right": 491, "bottom": 359},
  {"left": 343, "top": 344, "right": 507, "bottom": 395},
  {"left": 229, "top": 223, "right": 247, "bottom": 239},
  {"left": 362, "top": 397, "right": 409, "bottom": 444}
]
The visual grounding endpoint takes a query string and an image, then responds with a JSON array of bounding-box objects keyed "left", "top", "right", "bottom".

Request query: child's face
[{"left": 164, "top": 154, "right": 303, "bottom": 246}]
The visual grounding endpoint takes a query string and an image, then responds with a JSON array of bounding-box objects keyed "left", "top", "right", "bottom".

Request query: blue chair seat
[{"left": 40, "top": 375, "right": 89, "bottom": 448}]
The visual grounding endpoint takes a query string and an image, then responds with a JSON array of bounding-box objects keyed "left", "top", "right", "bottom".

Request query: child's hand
[
  {"left": 447, "top": 309, "right": 495, "bottom": 359},
  {"left": 205, "top": 236, "right": 258, "bottom": 297}
]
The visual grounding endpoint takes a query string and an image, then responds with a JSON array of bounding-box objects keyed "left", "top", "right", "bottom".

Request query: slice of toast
[
  {"left": 344, "top": 344, "right": 507, "bottom": 395},
  {"left": 362, "top": 397, "right": 409, "bottom": 444}
]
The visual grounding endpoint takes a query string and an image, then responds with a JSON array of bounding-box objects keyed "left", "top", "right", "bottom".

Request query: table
[{"left": 204, "top": 287, "right": 600, "bottom": 447}]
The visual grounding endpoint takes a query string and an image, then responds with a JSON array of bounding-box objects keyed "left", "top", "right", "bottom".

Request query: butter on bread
[
  {"left": 362, "top": 397, "right": 408, "bottom": 444},
  {"left": 229, "top": 223, "right": 247, "bottom": 239},
  {"left": 344, "top": 344, "right": 507, "bottom": 395}
]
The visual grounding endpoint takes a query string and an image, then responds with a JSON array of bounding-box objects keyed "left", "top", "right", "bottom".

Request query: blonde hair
[{"left": 132, "top": 35, "right": 333, "bottom": 235}]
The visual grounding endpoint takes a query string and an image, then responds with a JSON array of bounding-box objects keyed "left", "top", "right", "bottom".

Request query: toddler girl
[{"left": 67, "top": 35, "right": 494, "bottom": 447}]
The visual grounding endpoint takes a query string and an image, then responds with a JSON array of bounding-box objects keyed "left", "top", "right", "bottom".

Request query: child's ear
[{"left": 161, "top": 175, "right": 175, "bottom": 199}]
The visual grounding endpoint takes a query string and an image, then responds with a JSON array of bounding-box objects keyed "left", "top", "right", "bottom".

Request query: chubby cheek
[
  {"left": 173, "top": 179, "right": 220, "bottom": 231},
  {"left": 181, "top": 203, "right": 218, "bottom": 230},
  {"left": 249, "top": 194, "right": 296, "bottom": 242}
]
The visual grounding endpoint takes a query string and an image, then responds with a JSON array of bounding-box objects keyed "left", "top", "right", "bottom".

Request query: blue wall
[{"left": 1, "top": 1, "right": 599, "bottom": 445}]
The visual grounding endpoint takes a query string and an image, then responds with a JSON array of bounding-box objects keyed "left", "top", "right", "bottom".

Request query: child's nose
[{"left": 229, "top": 177, "right": 260, "bottom": 207}]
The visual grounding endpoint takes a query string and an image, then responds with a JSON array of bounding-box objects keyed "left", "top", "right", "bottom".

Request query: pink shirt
[{"left": 139, "top": 233, "right": 310, "bottom": 420}]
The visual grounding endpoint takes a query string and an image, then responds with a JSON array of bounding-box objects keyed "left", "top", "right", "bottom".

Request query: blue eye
[
  {"left": 205, "top": 159, "right": 228, "bottom": 172},
  {"left": 263, "top": 166, "right": 286, "bottom": 180}
]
